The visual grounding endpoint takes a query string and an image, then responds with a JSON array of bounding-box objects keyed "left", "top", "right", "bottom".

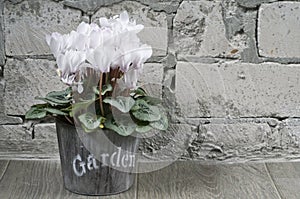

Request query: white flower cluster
[{"left": 46, "top": 11, "right": 152, "bottom": 88}]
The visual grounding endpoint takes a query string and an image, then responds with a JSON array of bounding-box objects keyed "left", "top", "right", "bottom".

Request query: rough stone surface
[
  {"left": 1, "top": 0, "right": 300, "bottom": 163},
  {"left": 141, "top": 0, "right": 180, "bottom": 14},
  {"left": 173, "top": 1, "right": 246, "bottom": 58},
  {"left": 184, "top": 119, "right": 300, "bottom": 162},
  {"left": 138, "top": 63, "right": 163, "bottom": 98},
  {"left": 63, "top": 0, "right": 123, "bottom": 14},
  {"left": 139, "top": 123, "right": 197, "bottom": 161},
  {"left": 0, "top": 80, "right": 5, "bottom": 113},
  {"left": 188, "top": 121, "right": 272, "bottom": 160},
  {"left": 240, "top": 10, "right": 261, "bottom": 63},
  {"left": 280, "top": 119, "right": 300, "bottom": 149},
  {"left": 63, "top": 0, "right": 180, "bottom": 14},
  {"left": 4, "top": 0, "right": 82, "bottom": 56},
  {"left": 176, "top": 62, "right": 300, "bottom": 118},
  {"left": 91, "top": 1, "right": 168, "bottom": 57},
  {"left": 237, "top": 0, "right": 277, "bottom": 8},
  {"left": 0, "top": 0, "right": 5, "bottom": 66},
  {"left": 0, "top": 115, "right": 23, "bottom": 125},
  {"left": 4, "top": 59, "right": 66, "bottom": 115},
  {"left": 0, "top": 124, "right": 59, "bottom": 158},
  {"left": 34, "top": 123, "right": 57, "bottom": 140},
  {"left": 258, "top": 2, "right": 300, "bottom": 59}
]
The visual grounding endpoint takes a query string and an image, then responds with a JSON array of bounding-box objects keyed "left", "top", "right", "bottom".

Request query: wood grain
[
  {"left": 0, "top": 160, "right": 137, "bottom": 199},
  {"left": 56, "top": 121, "right": 139, "bottom": 196},
  {"left": 137, "top": 161, "right": 281, "bottom": 199},
  {"left": 266, "top": 162, "right": 300, "bottom": 199},
  {"left": 0, "top": 160, "right": 10, "bottom": 181}
]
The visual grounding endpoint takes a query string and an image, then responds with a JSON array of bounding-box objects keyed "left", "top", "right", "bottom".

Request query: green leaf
[
  {"left": 93, "top": 84, "right": 112, "bottom": 96},
  {"left": 47, "top": 87, "right": 72, "bottom": 98},
  {"left": 93, "top": 86, "right": 100, "bottom": 95},
  {"left": 25, "top": 107, "right": 47, "bottom": 119},
  {"left": 60, "top": 106, "right": 72, "bottom": 112},
  {"left": 70, "top": 97, "right": 97, "bottom": 117},
  {"left": 33, "top": 87, "right": 72, "bottom": 106},
  {"left": 44, "top": 108, "right": 68, "bottom": 116},
  {"left": 142, "top": 96, "right": 162, "bottom": 105},
  {"left": 44, "top": 87, "right": 72, "bottom": 105},
  {"left": 103, "top": 96, "right": 135, "bottom": 113},
  {"left": 46, "top": 96, "right": 71, "bottom": 104},
  {"left": 32, "top": 104, "right": 48, "bottom": 108},
  {"left": 104, "top": 115, "right": 135, "bottom": 136},
  {"left": 150, "top": 113, "right": 168, "bottom": 131},
  {"left": 35, "top": 97, "right": 65, "bottom": 106},
  {"left": 131, "top": 100, "right": 161, "bottom": 122},
  {"left": 78, "top": 113, "right": 102, "bottom": 130},
  {"left": 131, "top": 87, "right": 147, "bottom": 98},
  {"left": 101, "top": 84, "right": 113, "bottom": 95},
  {"left": 136, "top": 125, "right": 153, "bottom": 133}
]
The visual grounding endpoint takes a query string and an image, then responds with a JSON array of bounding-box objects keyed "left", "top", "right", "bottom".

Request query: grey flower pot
[{"left": 56, "top": 120, "right": 139, "bottom": 196}]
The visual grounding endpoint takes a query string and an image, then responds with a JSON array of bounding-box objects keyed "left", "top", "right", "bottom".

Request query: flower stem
[
  {"left": 65, "top": 115, "right": 73, "bottom": 125},
  {"left": 99, "top": 73, "right": 104, "bottom": 116}
]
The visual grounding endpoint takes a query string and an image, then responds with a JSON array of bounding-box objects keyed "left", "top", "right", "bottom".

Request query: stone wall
[{"left": 1, "top": 0, "right": 300, "bottom": 163}]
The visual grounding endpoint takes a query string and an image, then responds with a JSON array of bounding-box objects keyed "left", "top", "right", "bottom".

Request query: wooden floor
[{"left": 0, "top": 160, "right": 299, "bottom": 199}]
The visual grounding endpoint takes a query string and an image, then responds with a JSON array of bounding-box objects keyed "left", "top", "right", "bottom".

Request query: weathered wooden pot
[{"left": 56, "top": 120, "right": 139, "bottom": 196}]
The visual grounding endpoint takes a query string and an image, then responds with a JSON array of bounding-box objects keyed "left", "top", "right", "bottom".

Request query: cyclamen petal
[
  {"left": 93, "top": 45, "right": 114, "bottom": 73},
  {"left": 120, "top": 11, "right": 129, "bottom": 24},
  {"left": 86, "top": 49, "right": 96, "bottom": 66},
  {"left": 89, "top": 30, "right": 103, "bottom": 49},
  {"left": 57, "top": 50, "right": 86, "bottom": 84},
  {"left": 77, "top": 22, "right": 91, "bottom": 35},
  {"left": 57, "top": 53, "right": 70, "bottom": 76},
  {"left": 70, "top": 51, "right": 86, "bottom": 73},
  {"left": 48, "top": 32, "right": 63, "bottom": 58},
  {"left": 132, "top": 44, "right": 153, "bottom": 69},
  {"left": 124, "top": 69, "right": 138, "bottom": 89},
  {"left": 99, "top": 17, "right": 110, "bottom": 27},
  {"left": 71, "top": 32, "right": 89, "bottom": 51},
  {"left": 46, "top": 34, "right": 51, "bottom": 46},
  {"left": 61, "top": 75, "right": 76, "bottom": 85}
]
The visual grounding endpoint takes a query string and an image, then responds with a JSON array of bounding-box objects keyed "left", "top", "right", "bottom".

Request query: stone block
[
  {"left": 138, "top": 63, "right": 163, "bottom": 98},
  {"left": 0, "top": 125, "right": 31, "bottom": 140},
  {"left": 139, "top": 123, "right": 197, "bottom": 161},
  {"left": 91, "top": 1, "right": 168, "bottom": 57},
  {"left": 4, "top": 59, "right": 66, "bottom": 115},
  {"left": 174, "top": 1, "right": 243, "bottom": 58},
  {"left": 237, "top": 0, "right": 277, "bottom": 8},
  {"left": 63, "top": 0, "right": 123, "bottom": 14},
  {"left": 63, "top": 0, "right": 180, "bottom": 15},
  {"left": 187, "top": 121, "right": 272, "bottom": 159},
  {"left": 0, "top": 115, "right": 23, "bottom": 125},
  {"left": 4, "top": 0, "right": 82, "bottom": 56},
  {"left": 0, "top": 0, "right": 5, "bottom": 66},
  {"left": 258, "top": 2, "right": 300, "bottom": 58},
  {"left": 0, "top": 80, "right": 5, "bottom": 113},
  {"left": 176, "top": 62, "right": 300, "bottom": 118},
  {"left": 0, "top": 124, "right": 59, "bottom": 157},
  {"left": 34, "top": 123, "right": 57, "bottom": 140},
  {"left": 280, "top": 119, "right": 300, "bottom": 148}
]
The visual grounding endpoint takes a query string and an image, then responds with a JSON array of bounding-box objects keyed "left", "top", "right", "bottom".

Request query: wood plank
[
  {"left": 137, "top": 161, "right": 281, "bottom": 199},
  {"left": 266, "top": 162, "right": 300, "bottom": 199},
  {"left": 0, "top": 160, "right": 137, "bottom": 199},
  {"left": 0, "top": 160, "right": 9, "bottom": 181}
]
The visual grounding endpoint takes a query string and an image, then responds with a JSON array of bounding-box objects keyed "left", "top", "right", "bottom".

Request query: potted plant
[{"left": 25, "top": 11, "right": 168, "bottom": 196}]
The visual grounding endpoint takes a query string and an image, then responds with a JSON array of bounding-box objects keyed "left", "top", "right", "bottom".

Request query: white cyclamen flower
[
  {"left": 56, "top": 50, "right": 86, "bottom": 85},
  {"left": 124, "top": 68, "right": 141, "bottom": 89},
  {"left": 46, "top": 11, "right": 152, "bottom": 87},
  {"left": 46, "top": 32, "right": 70, "bottom": 58},
  {"left": 99, "top": 11, "right": 144, "bottom": 35}
]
